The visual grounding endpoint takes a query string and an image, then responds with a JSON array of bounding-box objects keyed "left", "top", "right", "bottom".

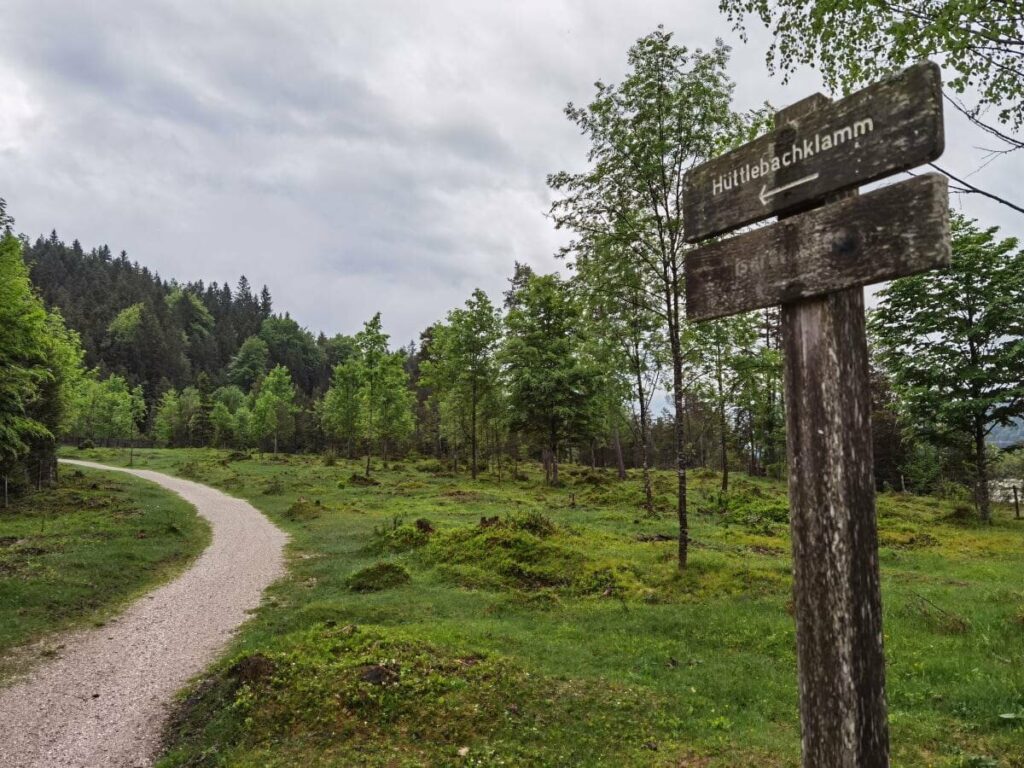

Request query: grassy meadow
[
  {"left": 62, "top": 447, "right": 1024, "bottom": 767},
  {"left": 0, "top": 463, "right": 210, "bottom": 680}
]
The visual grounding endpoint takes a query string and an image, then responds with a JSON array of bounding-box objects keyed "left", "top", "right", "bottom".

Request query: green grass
[
  {"left": 64, "top": 447, "right": 1024, "bottom": 767},
  {"left": 0, "top": 463, "right": 210, "bottom": 680}
]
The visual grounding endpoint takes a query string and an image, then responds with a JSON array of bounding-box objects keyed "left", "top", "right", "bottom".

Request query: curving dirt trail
[{"left": 0, "top": 459, "right": 287, "bottom": 768}]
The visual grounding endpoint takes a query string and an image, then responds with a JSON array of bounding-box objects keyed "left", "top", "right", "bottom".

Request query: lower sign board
[{"left": 684, "top": 173, "right": 949, "bottom": 322}]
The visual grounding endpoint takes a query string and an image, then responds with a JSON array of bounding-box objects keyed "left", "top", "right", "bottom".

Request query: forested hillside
[{"left": 24, "top": 231, "right": 274, "bottom": 400}]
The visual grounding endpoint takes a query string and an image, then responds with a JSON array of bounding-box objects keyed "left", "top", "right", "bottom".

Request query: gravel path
[{"left": 0, "top": 459, "right": 288, "bottom": 768}]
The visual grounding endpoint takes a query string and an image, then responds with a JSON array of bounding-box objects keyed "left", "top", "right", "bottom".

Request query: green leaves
[
  {"left": 502, "top": 272, "right": 600, "bottom": 473},
  {"left": 0, "top": 233, "right": 57, "bottom": 466},
  {"left": 252, "top": 365, "right": 298, "bottom": 452},
  {"left": 422, "top": 289, "right": 503, "bottom": 477},
  {"left": 66, "top": 374, "right": 145, "bottom": 443},
  {"left": 720, "top": 0, "right": 1024, "bottom": 134}
]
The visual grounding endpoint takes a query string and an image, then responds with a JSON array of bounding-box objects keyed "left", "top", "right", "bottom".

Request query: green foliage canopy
[
  {"left": 720, "top": 0, "right": 1024, "bottom": 136},
  {"left": 0, "top": 233, "right": 53, "bottom": 467}
]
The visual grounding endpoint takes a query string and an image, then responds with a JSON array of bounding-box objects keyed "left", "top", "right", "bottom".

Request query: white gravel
[{"left": 0, "top": 459, "right": 288, "bottom": 768}]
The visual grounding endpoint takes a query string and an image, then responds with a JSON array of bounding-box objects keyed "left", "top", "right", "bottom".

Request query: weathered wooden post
[
  {"left": 682, "top": 62, "right": 950, "bottom": 767},
  {"left": 1014, "top": 485, "right": 1020, "bottom": 520}
]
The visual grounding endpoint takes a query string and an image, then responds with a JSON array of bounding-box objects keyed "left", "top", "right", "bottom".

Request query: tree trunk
[
  {"left": 975, "top": 420, "right": 991, "bottom": 522},
  {"left": 551, "top": 443, "right": 560, "bottom": 486},
  {"left": 366, "top": 448, "right": 372, "bottom": 477},
  {"left": 496, "top": 428, "right": 503, "bottom": 483},
  {"left": 612, "top": 426, "right": 626, "bottom": 480},
  {"left": 273, "top": 433, "right": 278, "bottom": 455},
  {"left": 720, "top": 402, "right": 729, "bottom": 494},
  {"left": 471, "top": 383, "right": 478, "bottom": 480},
  {"left": 671, "top": 349, "right": 688, "bottom": 569}
]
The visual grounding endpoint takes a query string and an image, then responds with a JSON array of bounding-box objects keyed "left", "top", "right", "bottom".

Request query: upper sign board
[{"left": 682, "top": 61, "right": 943, "bottom": 243}]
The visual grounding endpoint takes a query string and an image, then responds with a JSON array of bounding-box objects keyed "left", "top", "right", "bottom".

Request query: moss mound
[
  {"left": 348, "top": 473, "right": 381, "bottom": 487},
  {"left": 371, "top": 522, "right": 432, "bottom": 553},
  {"left": 285, "top": 498, "right": 322, "bottom": 521},
  {"left": 424, "top": 514, "right": 646, "bottom": 597},
  {"left": 162, "top": 625, "right": 653, "bottom": 767},
  {"left": 347, "top": 561, "right": 411, "bottom": 592}
]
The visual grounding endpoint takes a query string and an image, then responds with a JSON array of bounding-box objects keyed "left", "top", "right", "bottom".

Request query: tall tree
[
  {"left": 423, "top": 289, "right": 502, "bottom": 479},
  {"left": 251, "top": 366, "right": 297, "bottom": 454},
  {"left": 320, "top": 358, "right": 363, "bottom": 457},
  {"left": 503, "top": 273, "right": 598, "bottom": 486},
  {"left": 573, "top": 237, "right": 665, "bottom": 511},
  {"left": 549, "top": 29, "right": 747, "bottom": 567},
  {"left": 66, "top": 374, "right": 145, "bottom": 446},
  {"left": 0, "top": 198, "right": 13, "bottom": 233},
  {"left": 731, "top": 309, "right": 784, "bottom": 477},
  {"left": 258, "top": 315, "right": 325, "bottom": 396},
  {"left": 154, "top": 390, "right": 184, "bottom": 446},
  {"left": 373, "top": 352, "right": 415, "bottom": 469},
  {"left": 229, "top": 336, "right": 271, "bottom": 392},
  {"left": 0, "top": 232, "right": 52, "bottom": 500},
  {"left": 684, "top": 313, "right": 760, "bottom": 494},
  {"left": 870, "top": 213, "right": 1024, "bottom": 521},
  {"left": 355, "top": 314, "right": 413, "bottom": 474}
]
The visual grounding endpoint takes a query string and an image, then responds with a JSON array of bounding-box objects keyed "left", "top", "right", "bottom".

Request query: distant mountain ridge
[{"left": 989, "top": 418, "right": 1024, "bottom": 449}]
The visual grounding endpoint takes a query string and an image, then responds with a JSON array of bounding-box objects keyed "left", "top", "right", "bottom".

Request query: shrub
[
  {"left": 510, "top": 512, "right": 557, "bottom": 538},
  {"left": 77, "top": 439, "right": 95, "bottom": 450},
  {"left": 349, "top": 473, "right": 381, "bottom": 487},
  {"left": 347, "top": 562, "right": 411, "bottom": 592},
  {"left": 285, "top": 498, "right": 321, "bottom": 521},
  {"left": 948, "top": 504, "right": 978, "bottom": 523},
  {"left": 179, "top": 460, "right": 203, "bottom": 479},
  {"left": 415, "top": 459, "right": 446, "bottom": 474},
  {"left": 371, "top": 522, "right": 431, "bottom": 553},
  {"left": 936, "top": 480, "right": 971, "bottom": 503},
  {"left": 424, "top": 520, "right": 579, "bottom": 591},
  {"left": 573, "top": 470, "right": 611, "bottom": 487}
]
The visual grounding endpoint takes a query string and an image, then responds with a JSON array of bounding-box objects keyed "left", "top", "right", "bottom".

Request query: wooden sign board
[
  {"left": 681, "top": 65, "right": 952, "bottom": 766},
  {"left": 685, "top": 174, "right": 950, "bottom": 321},
  {"left": 682, "top": 61, "right": 943, "bottom": 242}
]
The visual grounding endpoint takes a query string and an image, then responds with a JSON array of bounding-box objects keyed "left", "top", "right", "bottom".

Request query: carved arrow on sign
[
  {"left": 683, "top": 60, "right": 943, "bottom": 242},
  {"left": 758, "top": 173, "right": 820, "bottom": 206}
]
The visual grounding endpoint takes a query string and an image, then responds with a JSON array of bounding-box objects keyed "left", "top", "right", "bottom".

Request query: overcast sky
[{"left": 1, "top": 0, "right": 1019, "bottom": 345}]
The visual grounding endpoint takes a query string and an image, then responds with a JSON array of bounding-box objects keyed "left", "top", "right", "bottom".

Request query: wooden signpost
[{"left": 683, "top": 62, "right": 951, "bottom": 768}]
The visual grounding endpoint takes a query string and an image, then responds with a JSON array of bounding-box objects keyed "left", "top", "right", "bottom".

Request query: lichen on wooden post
[{"left": 777, "top": 95, "right": 890, "bottom": 768}]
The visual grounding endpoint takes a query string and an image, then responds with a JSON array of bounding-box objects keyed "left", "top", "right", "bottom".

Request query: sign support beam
[{"left": 777, "top": 96, "right": 890, "bottom": 768}]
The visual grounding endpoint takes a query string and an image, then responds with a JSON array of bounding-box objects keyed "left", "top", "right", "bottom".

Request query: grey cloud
[{"left": 0, "top": 0, "right": 1020, "bottom": 343}]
